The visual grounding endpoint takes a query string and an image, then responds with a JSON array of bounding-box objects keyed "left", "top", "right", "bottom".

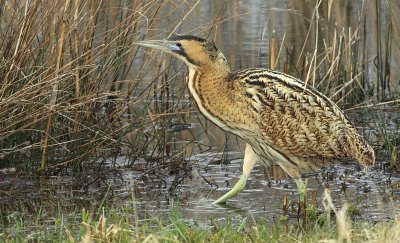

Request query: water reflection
[{"left": 122, "top": 155, "right": 400, "bottom": 224}]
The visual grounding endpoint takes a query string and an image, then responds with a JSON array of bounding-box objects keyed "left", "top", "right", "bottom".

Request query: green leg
[
  {"left": 294, "top": 178, "right": 306, "bottom": 203},
  {"left": 213, "top": 144, "right": 258, "bottom": 204},
  {"left": 213, "top": 174, "right": 248, "bottom": 204}
]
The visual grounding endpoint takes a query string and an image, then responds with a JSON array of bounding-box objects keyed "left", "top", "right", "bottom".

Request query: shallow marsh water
[{"left": 2, "top": 151, "right": 399, "bottom": 232}]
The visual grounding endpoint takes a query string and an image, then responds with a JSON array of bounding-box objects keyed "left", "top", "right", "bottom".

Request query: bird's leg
[
  {"left": 294, "top": 178, "right": 308, "bottom": 226},
  {"left": 213, "top": 144, "right": 258, "bottom": 204},
  {"left": 294, "top": 178, "right": 307, "bottom": 204}
]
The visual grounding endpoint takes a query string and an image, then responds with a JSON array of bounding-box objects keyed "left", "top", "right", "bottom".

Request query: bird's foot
[{"left": 213, "top": 174, "right": 248, "bottom": 204}]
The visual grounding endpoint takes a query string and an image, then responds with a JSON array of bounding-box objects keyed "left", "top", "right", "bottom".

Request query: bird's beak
[{"left": 135, "top": 39, "right": 180, "bottom": 53}]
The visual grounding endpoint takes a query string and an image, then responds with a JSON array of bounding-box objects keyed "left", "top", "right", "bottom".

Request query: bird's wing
[{"left": 235, "top": 68, "right": 355, "bottom": 159}]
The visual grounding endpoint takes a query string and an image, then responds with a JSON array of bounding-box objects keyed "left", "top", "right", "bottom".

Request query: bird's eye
[{"left": 176, "top": 43, "right": 182, "bottom": 47}]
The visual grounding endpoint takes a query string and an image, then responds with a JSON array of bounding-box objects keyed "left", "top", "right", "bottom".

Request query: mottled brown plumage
[{"left": 136, "top": 35, "right": 375, "bottom": 204}]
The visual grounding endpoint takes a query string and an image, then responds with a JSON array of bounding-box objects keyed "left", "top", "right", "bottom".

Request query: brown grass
[{"left": 0, "top": 1, "right": 168, "bottom": 171}]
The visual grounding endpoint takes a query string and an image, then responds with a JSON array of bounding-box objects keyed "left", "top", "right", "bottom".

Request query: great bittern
[{"left": 136, "top": 35, "right": 375, "bottom": 204}]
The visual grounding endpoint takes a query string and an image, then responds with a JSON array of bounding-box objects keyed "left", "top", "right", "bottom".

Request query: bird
[{"left": 135, "top": 35, "right": 375, "bottom": 204}]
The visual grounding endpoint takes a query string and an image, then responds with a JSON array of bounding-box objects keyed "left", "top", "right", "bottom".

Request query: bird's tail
[{"left": 347, "top": 132, "right": 375, "bottom": 167}]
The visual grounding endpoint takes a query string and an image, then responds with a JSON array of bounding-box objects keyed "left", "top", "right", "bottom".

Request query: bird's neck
[
  {"left": 188, "top": 63, "right": 230, "bottom": 86},
  {"left": 187, "top": 65, "right": 231, "bottom": 100},
  {"left": 187, "top": 65, "right": 234, "bottom": 130}
]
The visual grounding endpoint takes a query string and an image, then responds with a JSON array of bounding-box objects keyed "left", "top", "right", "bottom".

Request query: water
[
  {"left": 112, "top": 149, "right": 400, "bottom": 225},
  {"left": 2, "top": 147, "right": 399, "bottom": 229}
]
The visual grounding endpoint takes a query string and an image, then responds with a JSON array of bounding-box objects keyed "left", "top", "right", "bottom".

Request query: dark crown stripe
[{"left": 168, "top": 35, "right": 207, "bottom": 43}]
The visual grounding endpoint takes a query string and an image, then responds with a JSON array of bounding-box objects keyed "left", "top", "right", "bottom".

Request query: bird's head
[{"left": 136, "top": 35, "right": 230, "bottom": 73}]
